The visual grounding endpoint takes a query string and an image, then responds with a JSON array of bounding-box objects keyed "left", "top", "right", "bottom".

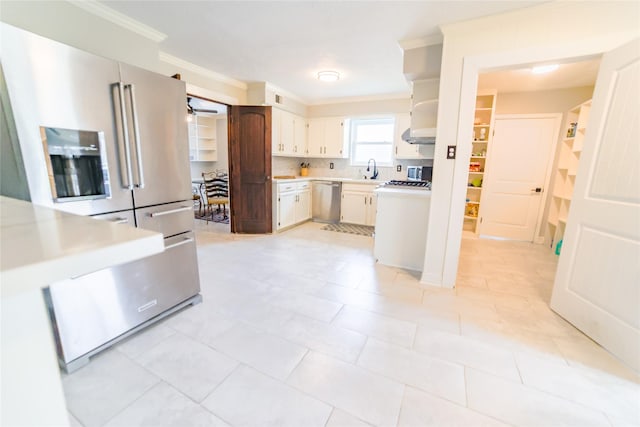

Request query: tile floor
[{"left": 63, "top": 221, "right": 640, "bottom": 427}]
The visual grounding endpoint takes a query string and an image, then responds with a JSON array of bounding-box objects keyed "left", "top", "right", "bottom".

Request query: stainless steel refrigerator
[{"left": 0, "top": 23, "right": 201, "bottom": 372}]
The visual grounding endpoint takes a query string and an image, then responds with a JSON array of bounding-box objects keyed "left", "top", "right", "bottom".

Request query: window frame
[{"left": 348, "top": 116, "right": 395, "bottom": 167}]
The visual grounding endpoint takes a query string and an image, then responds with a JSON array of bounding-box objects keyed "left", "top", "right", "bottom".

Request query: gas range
[{"left": 383, "top": 180, "right": 432, "bottom": 190}]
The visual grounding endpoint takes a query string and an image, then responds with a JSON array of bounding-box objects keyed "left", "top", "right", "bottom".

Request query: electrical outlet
[
  {"left": 330, "top": 162, "right": 334, "bottom": 169},
  {"left": 447, "top": 145, "right": 456, "bottom": 159},
  {"left": 396, "top": 165, "right": 402, "bottom": 172}
]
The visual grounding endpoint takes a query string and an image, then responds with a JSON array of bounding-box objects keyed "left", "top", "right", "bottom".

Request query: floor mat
[
  {"left": 321, "top": 223, "right": 374, "bottom": 237},
  {"left": 194, "top": 209, "right": 229, "bottom": 224}
]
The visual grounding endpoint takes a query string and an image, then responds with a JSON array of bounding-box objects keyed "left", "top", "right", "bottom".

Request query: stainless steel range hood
[{"left": 402, "top": 128, "right": 435, "bottom": 145}]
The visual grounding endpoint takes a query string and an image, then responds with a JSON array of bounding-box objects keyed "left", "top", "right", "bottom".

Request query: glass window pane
[
  {"left": 354, "top": 144, "right": 393, "bottom": 164},
  {"left": 356, "top": 123, "right": 393, "bottom": 142}
]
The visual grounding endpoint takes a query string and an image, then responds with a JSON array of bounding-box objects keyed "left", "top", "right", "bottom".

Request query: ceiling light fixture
[
  {"left": 532, "top": 64, "right": 559, "bottom": 74},
  {"left": 317, "top": 70, "right": 340, "bottom": 82}
]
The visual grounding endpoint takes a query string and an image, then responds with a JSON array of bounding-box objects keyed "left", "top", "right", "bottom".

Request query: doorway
[
  {"left": 186, "top": 95, "right": 231, "bottom": 230},
  {"left": 464, "top": 58, "right": 599, "bottom": 244}
]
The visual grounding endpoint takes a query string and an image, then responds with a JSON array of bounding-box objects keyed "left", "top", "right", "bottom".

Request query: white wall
[
  {"left": 308, "top": 97, "right": 410, "bottom": 117},
  {"left": 424, "top": 1, "right": 640, "bottom": 287},
  {"left": 0, "top": 0, "right": 246, "bottom": 104}
]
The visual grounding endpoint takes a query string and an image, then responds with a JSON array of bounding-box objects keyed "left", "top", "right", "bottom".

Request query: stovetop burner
[{"left": 384, "top": 180, "right": 432, "bottom": 189}]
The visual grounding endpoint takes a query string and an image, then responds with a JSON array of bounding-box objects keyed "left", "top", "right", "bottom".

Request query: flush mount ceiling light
[
  {"left": 317, "top": 70, "right": 340, "bottom": 82},
  {"left": 532, "top": 64, "right": 559, "bottom": 74}
]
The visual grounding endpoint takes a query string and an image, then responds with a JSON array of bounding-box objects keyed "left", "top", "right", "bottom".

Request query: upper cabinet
[
  {"left": 307, "top": 117, "right": 347, "bottom": 158},
  {"left": 272, "top": 108, "right": 307, "bottom": 157},
  {"left": 188, "top": 113, "right": 217, "bottom": 162}
]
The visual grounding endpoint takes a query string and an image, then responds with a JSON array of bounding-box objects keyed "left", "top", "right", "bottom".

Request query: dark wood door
[{"left": 228, "top": 105, "right": 272, "bottom": 233}]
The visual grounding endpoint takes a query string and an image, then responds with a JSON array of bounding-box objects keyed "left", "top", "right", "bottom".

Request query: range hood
[{"left": 402, "top": 128, "right": 436, "bottom": 145}]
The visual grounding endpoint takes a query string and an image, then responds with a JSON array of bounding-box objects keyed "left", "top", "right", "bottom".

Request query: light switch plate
[{"left": 329, "top": 162, "right": 334, "bottom": 169}]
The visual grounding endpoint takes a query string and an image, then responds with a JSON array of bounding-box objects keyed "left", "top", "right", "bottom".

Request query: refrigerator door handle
[
  {"left": 147, "top": 205, "right": 192, "bottom": 218},
  {"left": 164, "top": 236, "right": 195, "bottom": 250},
  {"left": 116, "top": 82, "right": 134, "bottom": 190},
  {"left": 126, "top": 83, "right": 145, "bottom": 189}
]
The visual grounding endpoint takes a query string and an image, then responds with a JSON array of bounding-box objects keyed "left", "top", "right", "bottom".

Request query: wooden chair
[{"left": 202, "top": 171, "right": 229, "bottom": 223}]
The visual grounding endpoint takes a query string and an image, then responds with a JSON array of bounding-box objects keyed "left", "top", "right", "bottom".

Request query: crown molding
[
  {"left": 159, "top": 52, "right": 247, "bottom": 90},
  {"left": 265, "top": 82, "right": 309, "bottom": 105},
  {"left": 67, "top": 0, "right": 167, "bottom": 42},
  {"left": 398, "top": 34, "right": 443, "bottom": 51}
]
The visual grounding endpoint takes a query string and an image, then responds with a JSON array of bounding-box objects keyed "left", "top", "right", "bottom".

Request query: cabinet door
[
  {"left": 293, "top": 115, "right": 307, "bottom": 156},
  {"left": 341, "top": 191, "right": 367, "bottom": 225},
  {"left": 278, "top": 191, "right": 296, "bottom": 229},
  {"left": 272, "top": 107, "right": 282, "bottom": 155},
  {"left": 365, "top": 192, "right": 377, "bottom": 226},
  {"left": 280, "top": 110, "right": 295, "bottom": 155},
  {"left": 394, "top": 113, "right": 420, "bottom": 159},
  {"left": 307, "top": 118, "right": 325, "bottom": 157},
  {"left": 296, "top": 189, "right": 311, "bottom": 222},
  {"left": 324, "top": 117, "right": 345, "bottom": 158}
]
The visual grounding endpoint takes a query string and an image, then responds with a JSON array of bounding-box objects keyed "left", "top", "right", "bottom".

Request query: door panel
[
  {"left": 551, "top": 39, "right": 640, "bottom": 371},
  {"left": 0, "top": 23, "right": 132, "bottom": 215},
  {"left": 47, "top": 231, "right": 199, "bottom": 365},
  {"left": 119, "top": 64, "right": 191, "bottom": 207},
  {"left": 341, "top": 191, "right": 367, "bottom": 225},
  {"left": 480, "top": 117, "right": 558, "bottom": 241},
  {"left": 228, "top": 106, "right": 272, "bottom": 233}
]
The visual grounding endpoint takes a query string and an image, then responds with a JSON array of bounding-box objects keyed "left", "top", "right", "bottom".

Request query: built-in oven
[
  {"left": 407, "top": 165, "right": 433, "bottom": 182},
  {"left": 40, "top": 126, "right": 111, "bottom": 202}
]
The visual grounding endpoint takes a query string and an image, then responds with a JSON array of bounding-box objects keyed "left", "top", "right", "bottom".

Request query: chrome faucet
[{"left": 366, "top": 158, "right": 378, "bottom": 180}]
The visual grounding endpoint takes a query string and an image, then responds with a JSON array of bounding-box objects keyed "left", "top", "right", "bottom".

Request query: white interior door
[
  {"left": 479, "top": 116, "right": 558, "bottom": 241},
  {"left": 550, "top": 39, "right": 640, "bottom": 371}
]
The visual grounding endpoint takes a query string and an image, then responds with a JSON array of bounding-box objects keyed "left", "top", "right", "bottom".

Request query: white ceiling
[
  {"left": 101, "top": 1, "right": 551, "bottom": 103},
  {"left": 100, "top": 0, "right": 599, "bottom": 104},
  {"left": 478, "top": 57, "right": 601, "bottom": 93}
]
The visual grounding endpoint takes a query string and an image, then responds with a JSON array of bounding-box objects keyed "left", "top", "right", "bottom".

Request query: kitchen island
[
  {"left": 0, "top": 196, "right": 165, "bottom": 426},
  {"left": 374, "top": 186, "right": 431, "bottom": 271}
]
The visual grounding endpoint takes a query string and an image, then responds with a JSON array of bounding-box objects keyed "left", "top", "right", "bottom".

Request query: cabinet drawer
[
  {"left": 135, "top": 201, "right": 194, "bottom": 237},
  {"left": 297, "top": 181, "right": 311, "bottom": 190},
  {"left": 342, "top": 183, "right": 377, "bottom": 193},
  {"left": 278, "top": 182, "right": 297, "bottom": 193}
]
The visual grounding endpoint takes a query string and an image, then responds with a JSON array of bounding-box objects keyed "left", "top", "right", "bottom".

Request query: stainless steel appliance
[
  {"left": 407, "top": 165, "right": 433, "bottom": 182},
  {"left": 0, "top": 23, "right": 201, "bottom": 372},
  {"left": 312, "top": 181, "right": 341, "bottom": 223},
  {"left": 384, "top": 180, "right": 432, "bottom": 189}
]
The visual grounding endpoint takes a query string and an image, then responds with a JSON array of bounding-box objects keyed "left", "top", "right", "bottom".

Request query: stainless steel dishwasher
[{"left": 312, "top": 181, "right": 342, "bottom": 223}]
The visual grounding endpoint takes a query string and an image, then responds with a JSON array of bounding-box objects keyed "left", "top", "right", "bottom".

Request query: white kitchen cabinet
[
  {"left": 307, "top": 117, "right": 346, "bottom": 158},
  {"left": 340, "top": 183, "right": 377, "bottom": 226},
  {"left": 296, "top": 185, "right": 311, "bottom": 222},
  {"left": 275, "top": 180, "right": 311, "bottom": 230},
  {"left": 273, "top": 108, "right": 307, "bottom": 157},
  {"left": 293, "top": 114, "right": 307, "bottom": 156}
]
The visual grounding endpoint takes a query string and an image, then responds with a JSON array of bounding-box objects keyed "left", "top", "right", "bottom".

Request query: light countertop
[
  {"left": 273, "top": 176, "right": 384, "bottom": 185},
  {"left": 1, "top": 196, "right": 165, "bottom": 427},
  {"left": 0, "top": 196, "right": 164, "bottom": 298},
  {"left": 375, "top": 187, "right": 432, "bottom": 197}
]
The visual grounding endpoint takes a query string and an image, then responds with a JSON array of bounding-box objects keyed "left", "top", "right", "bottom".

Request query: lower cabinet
[
  {"left": 340, "top": 183, "right": 377, "bottom": 226},
  {"left": 275, "top": 181, "right": 311, "bottom": 230}
]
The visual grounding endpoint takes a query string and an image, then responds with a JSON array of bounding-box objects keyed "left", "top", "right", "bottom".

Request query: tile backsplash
[{"left": 273, "top": 157, "right": 433, "bottom": 181}]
